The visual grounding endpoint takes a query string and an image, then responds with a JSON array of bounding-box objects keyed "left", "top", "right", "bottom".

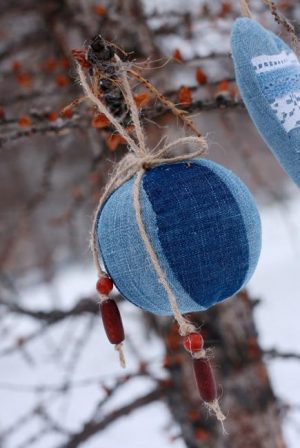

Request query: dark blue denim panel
[{"left": 143, "top": 162, "right": 249, "bottom": 308}]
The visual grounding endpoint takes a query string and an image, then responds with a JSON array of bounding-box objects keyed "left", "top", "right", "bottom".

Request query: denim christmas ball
[{"left": 97, "top": 159, "right": 261, "bottom": 316}]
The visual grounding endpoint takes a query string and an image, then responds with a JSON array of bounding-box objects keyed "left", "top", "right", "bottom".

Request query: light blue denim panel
[
  {"left": 97, "top": 175, "right": 204, "bottom": 315},
  {"left": 195, "top": 160, "right": 262, "bottom": 287},
  {"left": 231, "top": 18, "right": 300, "bottom": 186},
  {"left": 97, "top": 160, "right": 261, "bottom": 315}
]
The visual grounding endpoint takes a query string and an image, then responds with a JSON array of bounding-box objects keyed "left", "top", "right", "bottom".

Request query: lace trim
[{"left": 251, "top": 51, "right": 298, "bottom": 74}]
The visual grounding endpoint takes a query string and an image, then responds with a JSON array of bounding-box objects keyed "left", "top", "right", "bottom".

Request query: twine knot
[
  {"left": 192, "top": 349, "right": 206, "bottom": 359},
  {"left": 141, "top": 158, "right": 153, "bottom": 170}
]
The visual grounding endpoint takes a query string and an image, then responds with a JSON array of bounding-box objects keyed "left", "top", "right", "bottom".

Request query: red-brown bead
[
  {"left": 193, "top": 358, "right": 217, "bottom": 403},
  {"left": 96, "top": 276, "right": 113, "bottom": 295},
  {"left": 183, "top": 333, "right": 204, "bottom": 353},
  {"left": 100, "top": 299, "right": 124, "bottom": 344}
]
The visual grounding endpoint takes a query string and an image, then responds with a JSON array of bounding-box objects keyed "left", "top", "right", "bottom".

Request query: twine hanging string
[
  {"left": 240, "top": 0, "right": 252, "bottom": 18},
  {"left": 262, "top": 0, "right": 300, "bottom": 53},
  {"left": 77, "top": 64, "right": 208, "bottom": 284},
  {"left": 77, "top": 62, "right": 225, "bottom": 423},
  {"left": 240, "top": 0, "right": 300, "bottom": 53}
]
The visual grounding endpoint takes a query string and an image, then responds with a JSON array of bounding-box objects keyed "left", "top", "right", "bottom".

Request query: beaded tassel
[
  {"left": 183, "top": 332, "right": 226, "bottom": 427},
  {"left": 96, "top": 274, "right": 126, "bottom": 368}
]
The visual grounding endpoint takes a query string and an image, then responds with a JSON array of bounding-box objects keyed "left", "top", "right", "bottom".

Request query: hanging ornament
[
  {"left": 97, "top": 159, "right": 261, "bottom": 316},
  {"left": 231, "top": 15, "right": 300, "bottom": 186},
  {"left": 69, "top": 34, "right": 262, "bottom": 424}
]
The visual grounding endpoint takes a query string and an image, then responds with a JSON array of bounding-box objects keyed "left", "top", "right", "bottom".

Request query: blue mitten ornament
[{"left": 231, "top": 18, "right": 300, "bottom": 186}]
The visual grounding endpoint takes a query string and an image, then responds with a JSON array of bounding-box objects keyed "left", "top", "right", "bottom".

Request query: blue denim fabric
[
  {"left": 97, "top": 160, "right": 261, "bottom": 316},
  {"left": 197, "top": 161, "right": 261, "bottom": 287},
  {"left": 231, "top": 18, "right": 300, "bottom": 186},
  {"left": 98, "top": 176, "right": 201, "bottom": 315}
]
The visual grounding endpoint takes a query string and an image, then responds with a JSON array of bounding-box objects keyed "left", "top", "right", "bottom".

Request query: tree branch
[{"left": 61, "top": 385, "right": 169, "bottom": 448}]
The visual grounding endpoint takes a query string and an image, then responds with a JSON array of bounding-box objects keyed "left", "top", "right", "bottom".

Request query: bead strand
[
  {"left": 183, "top": 332, "right": 226, "bottom": 427},
  {"left": 96, "top": 273, "right": 126, "bottom": 368}
]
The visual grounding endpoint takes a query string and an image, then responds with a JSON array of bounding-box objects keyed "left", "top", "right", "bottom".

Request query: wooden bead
[
  {"left": 193, "top": 358, "right": 217, "bottom": 403},
  {"left": 183, "top": 332, "right": 204, "bottom": 353},
  {"left": 96, "top": 276, "right": 113, "bottom": 295},
  {"left": 100, "top": 299, "right": 124, "bottom": 344}
]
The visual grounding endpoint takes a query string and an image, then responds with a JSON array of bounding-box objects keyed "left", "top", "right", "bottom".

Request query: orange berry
[
  {"left": 55, "top": 74, "right": 69, "bottom": 87},
  {"left": 172, "top": 48, "right": 183, "bottom": 62},
  {"left": 134, "top": 92, "right": 151, "bottom": 108},
  {"left": 92, "top": 113, "right": 110, "bottom": 128},
  {"left": 18, "top": 115, "right": 32, "bottom": 128},
  {"left": 219, "top": 2, "right": 232, "bottom": 17},
  {"left": 178, "top": 85, "right": 192, "bottom": 106},
  {"left": 16, "top": 73, "right": 32, "bottom": 88},
  {"left": 47, "top": 111, "right": 58, "bottom": 122},
  {"left": 95, "top": 5, "right": 106, "bottom": 16},
  {"left": 60, "top": 106, "right": 73, "bottom": 119},
  {"left": 195, "top": 68, "right": 207, "bottom": 85},
  {"left": 195, "top": 429, "right": 209, "bottom": 441},
  {"left": 216, "top": 80, "right": 229, "bottom": 94},
  {"left": 106, "top": 133, "right": 126, "bottom": 151}
]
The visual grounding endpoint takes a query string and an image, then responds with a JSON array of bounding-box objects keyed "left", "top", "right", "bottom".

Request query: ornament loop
[{"left": 78, "top": 41, "right": 225, "bottom": 422}]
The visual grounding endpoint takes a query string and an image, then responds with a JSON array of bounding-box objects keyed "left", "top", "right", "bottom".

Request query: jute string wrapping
[
  {"left": 240, "top": 0, "right": 252, "bottom": 17},
  {"left": 77, "top": 60, "right": 225, "bottom": 423}
]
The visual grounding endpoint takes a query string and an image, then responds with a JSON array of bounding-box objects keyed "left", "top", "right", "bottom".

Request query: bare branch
[
  {"left": 60, "top": 385, "right": 170, "bottom": 448},
  {"left": 264, "top": 348, "right": 300, "bottom": 361}
]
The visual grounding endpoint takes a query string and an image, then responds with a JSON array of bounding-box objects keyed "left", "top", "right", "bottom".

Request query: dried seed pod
[
  {"left": 193, "top": 357, "right": 217, "bottom": 403},
  {"left": 100, "top": 299, "right": 124, "bottom": 344}
]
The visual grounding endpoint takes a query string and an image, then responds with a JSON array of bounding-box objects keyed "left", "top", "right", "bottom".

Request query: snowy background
[{"left": 1, "top": 0, "right": 300, "bottom": 446}]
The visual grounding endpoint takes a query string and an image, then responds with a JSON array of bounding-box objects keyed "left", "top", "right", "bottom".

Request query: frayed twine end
[
  {"left": 115, "top": 342, "right": 126, "bottom": 368},
  {"left": 205, "top": 399, "right": 227, "bottom": 434}
]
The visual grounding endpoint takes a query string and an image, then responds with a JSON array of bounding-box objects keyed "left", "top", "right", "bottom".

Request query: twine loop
[{"left": 76, "top": 52, "right": 227, "bottom": 424}]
